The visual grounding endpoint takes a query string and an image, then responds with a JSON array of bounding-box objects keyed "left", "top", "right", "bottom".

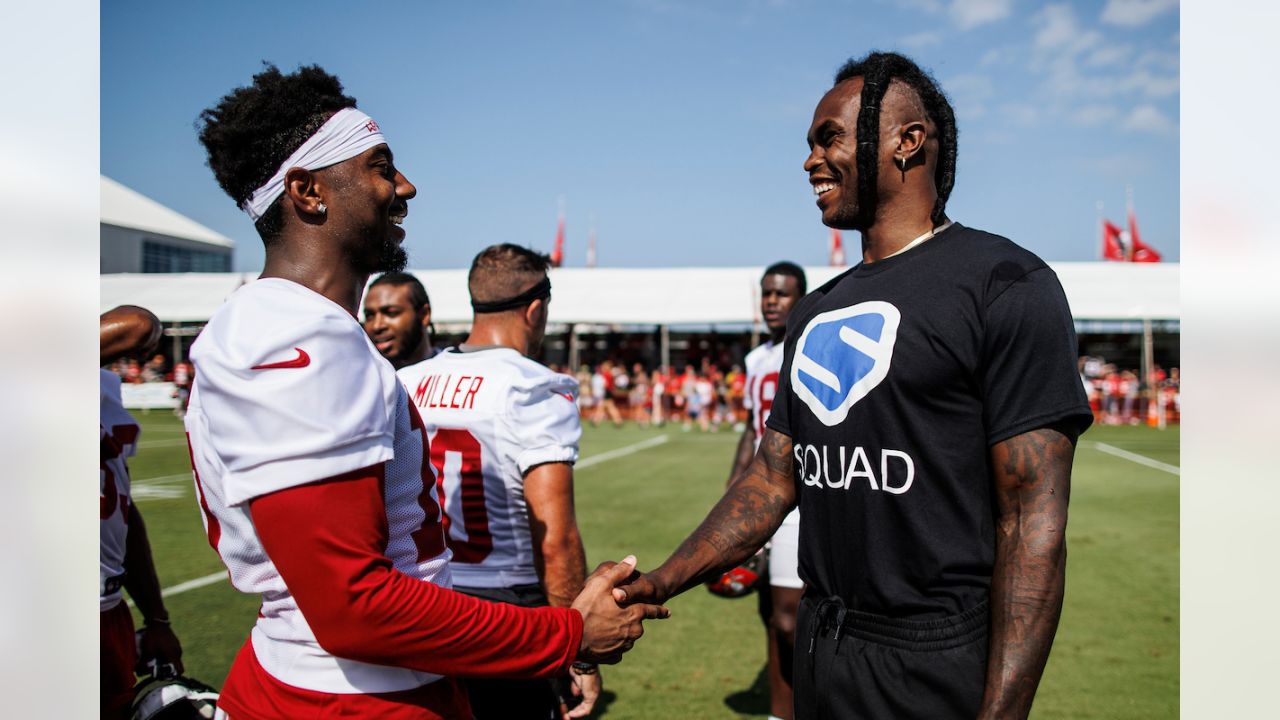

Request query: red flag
[
  {"left": 829, "top": 227, "right": 846, "bottom": 267},
  {"left": 1101, "top": 219, "right": 1126, "bottom": 261},
  {"left": 550, "top": 216, "right": 565, "bottom": 267},
  {"left": 1127, "top": 208, "right": 1161, "bottom": 263}
]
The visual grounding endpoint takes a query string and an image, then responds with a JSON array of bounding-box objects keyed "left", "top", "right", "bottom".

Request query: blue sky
[{"left": 101, "top": 0, "right": 1179, "bottom": 272}]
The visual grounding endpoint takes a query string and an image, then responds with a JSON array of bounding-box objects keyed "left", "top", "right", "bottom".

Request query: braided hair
[
  {"left": 197, "top": 64, "right": 357, "bottom": 242},
  {"left": 833, "top": 52, "right": 957, "bottom": 226}
]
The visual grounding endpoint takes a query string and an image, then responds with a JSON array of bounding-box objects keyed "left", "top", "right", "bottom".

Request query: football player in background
[
  {"left": 100, "top": 305, "right": 184, "bottom": 718},
  {"left": 399, "top": 243, "right": 601, "bottom": 719},
  {"left": 364, "top": 271, "right": 438, "bottom": 369},
  {"left": 188, "top": 64, "right": 664, "bottom": 719},
  {"left": 727, "top": 262, "right": 806, "bottom": 720}
]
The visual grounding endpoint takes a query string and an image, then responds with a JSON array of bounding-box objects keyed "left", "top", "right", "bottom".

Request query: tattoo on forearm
[
  {"left": 980, "top": 426, "right": 1075, "bottom": 720},
  {"left": 669, "top": 430, "right": 794, "bottom": 589}
]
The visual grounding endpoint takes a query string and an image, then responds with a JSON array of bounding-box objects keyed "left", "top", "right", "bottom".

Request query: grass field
[{"left": 126, "top": 411, "right": 1178, "bottom": 718}]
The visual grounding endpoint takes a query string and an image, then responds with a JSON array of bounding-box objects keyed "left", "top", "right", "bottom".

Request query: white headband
[{"left": 241, "top": 107, "right": 388, "bottom": 221}]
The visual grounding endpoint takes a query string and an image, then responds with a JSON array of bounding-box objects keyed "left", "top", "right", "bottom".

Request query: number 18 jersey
[{"left": 398, "top": 347, "right": 581, "bottom": 589}]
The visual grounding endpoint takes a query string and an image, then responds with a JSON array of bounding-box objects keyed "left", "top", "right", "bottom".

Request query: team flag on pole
[
  {"left": 1101, "top": 219, "right": 1127, "bottom": 261},
  {"left": 550, "top": 215, "right": 565, "bottom": 268},
  {"left": 829, "top": 227, "right": 846, "bottom": 267},
  {"left": 1127, "top": 207, "right": 1162, "bottom": 263}
]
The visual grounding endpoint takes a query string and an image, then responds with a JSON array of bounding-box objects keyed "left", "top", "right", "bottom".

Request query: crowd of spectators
[
  {"left": 1079, "top": 355, "right": 1180, "bottom": 426},
  {"left": 106, "top": 350, "right": 1180, "bottom": 429},
  {"left": 551, "top": 359, "right": 752, "bottom": 433}
]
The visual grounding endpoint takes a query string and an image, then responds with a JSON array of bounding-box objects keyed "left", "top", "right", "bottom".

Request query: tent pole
[
  {"left": 1142, "top": 318, "right": 1154, "bottom": 427},
  {"left": 568, "top": 324, "right": 579, "bottom": 371},
  {"left": 660, "top": 325, "right": 670, "bottom": 371}
]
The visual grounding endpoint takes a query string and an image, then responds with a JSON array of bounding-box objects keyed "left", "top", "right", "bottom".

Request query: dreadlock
[
  {"left": 197, "top": 63, "right": 358, "bottom": 243},
  {"left": 833, "top": 51, "right": 958, "bottom": 226}
]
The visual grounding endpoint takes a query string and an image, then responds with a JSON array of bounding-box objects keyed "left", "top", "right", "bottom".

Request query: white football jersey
[
  {"left": 743, "top": 341, "right": 785, "bottom": 450},
  {"left": 743, "top": 340, "right": 799, "bottom": 528},
  {"left": 184, "top": 278, "right": 452, "bottom": 694},
  {"left": 101, "top": 369, "right": 139, "bottom": 612},
  {"left": 398, "top": 347, "right": 580, "bottom": 589}
]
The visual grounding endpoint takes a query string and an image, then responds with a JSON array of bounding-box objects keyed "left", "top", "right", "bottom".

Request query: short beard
[
  {"left": 389, "top": 323, "right": 424, "bottom": 366},
  {"left": 828, "top": 192, "right": 875, "bottom": 232},
  {"left": 348, "top": 233, "right": 408, "bottom": 275}
]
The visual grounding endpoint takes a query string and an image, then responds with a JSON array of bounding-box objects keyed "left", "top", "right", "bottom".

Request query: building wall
[{"left": 100, "top": 223, "right": 232, "bottom": 273}]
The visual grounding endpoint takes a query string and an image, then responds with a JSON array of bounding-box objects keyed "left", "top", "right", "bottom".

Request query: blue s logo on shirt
[{"left": 791, "top": 301, "right": 900, "bottom": 426}]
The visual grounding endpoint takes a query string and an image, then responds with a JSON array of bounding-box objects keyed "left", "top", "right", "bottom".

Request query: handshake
[{"left": 569, "top": 555, "right": 671, "bottom": 664}]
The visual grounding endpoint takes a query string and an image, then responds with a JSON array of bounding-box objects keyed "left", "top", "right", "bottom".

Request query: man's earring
[
  {"left": 317, "top": 202, "right": 327, "bottom": 214},
  {"left": 897, "top": 155, "right": 907, "bottom": 181}
]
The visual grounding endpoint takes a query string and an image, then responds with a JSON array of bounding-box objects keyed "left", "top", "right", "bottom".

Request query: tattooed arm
[
  {"left": 617, "top": 428, "right": 796, "bottom": 604},
  {"left": 978, "top": 423, "right": 1078, "bottom": 720},
  {"left": 726, "top": 421, "right": 757, "bottom": 489}
]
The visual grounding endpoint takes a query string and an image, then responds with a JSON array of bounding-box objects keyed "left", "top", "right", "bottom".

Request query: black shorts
[
  {"left": 794, "top": 595, "right": 989, "bottom": 720},
  {"left": 455, "top": 584, "right": 564, "bottom": 720}
]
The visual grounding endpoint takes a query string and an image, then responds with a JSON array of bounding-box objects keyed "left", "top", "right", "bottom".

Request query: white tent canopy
[{"left": 101, "top": 263, "right": 1179, "bottom": 325}]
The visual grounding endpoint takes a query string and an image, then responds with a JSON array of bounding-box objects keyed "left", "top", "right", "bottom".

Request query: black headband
[{"left": 470, "top": 276, "right": 552, "bottom": 313}]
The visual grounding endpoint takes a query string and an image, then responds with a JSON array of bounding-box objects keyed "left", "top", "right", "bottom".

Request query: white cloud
[
  {"left": 999, "top": 102, "right": 1041, "bottom": 126},
  {"left": 1136, "top": 49, "right": 1179, "bottom": 71},
  {"left": 1070, "top": 104, "right": 1120, "bottom": 126},
  {"left": 1034, "top": 4, "right": 1079, "bottom": 49},
  {"left": 979, "top": 48, "right": 1004, "bottom": 66},
  {"left": 1123, "top": 104, "right": 1176, "bottom": 134},
  {"left": 946, "top": 73, "right": 995, "bottom": 119},
  {"left": 1101, "top": 0, "right": 1179, "bottom": 27},
  {"left": 900, "top": 31, "right": 942, "bottom": 48},
  {"left": 949, "top": 0, "right": 1014, "bottom": 30},
  {"left": 1085, "top": 44, "right": 1132, "bottom": 67}
]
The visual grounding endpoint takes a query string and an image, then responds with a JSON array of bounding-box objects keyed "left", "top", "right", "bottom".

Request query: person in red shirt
[{"left": 191, "top": 64, "right": 666, "bottom": 719}]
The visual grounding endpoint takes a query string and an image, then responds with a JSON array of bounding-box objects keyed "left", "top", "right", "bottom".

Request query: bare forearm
[
  {"left": 536, "top": 531, "right": 588, "bottom": 608},
  {"left": 726, "top": 426, "right": 756, "bottom": 488},
  {"left": 123, "top": 506, "right": 170, "bottom": 624},
  {"left": 979, "top": 427, "right": 1075, "bottom": 720},
  {"left": 653, "top": 429, "right": 794, "bottom": 600},
  {"left": 101, "top": 305, "right": 161, "bottom": 365}
]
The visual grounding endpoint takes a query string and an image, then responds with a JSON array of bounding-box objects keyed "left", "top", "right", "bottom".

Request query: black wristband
[{"left": 571, "top": 661, "right": 598, "bottom": 674}]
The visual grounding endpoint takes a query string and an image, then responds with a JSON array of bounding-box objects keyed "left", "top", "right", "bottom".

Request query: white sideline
[
  {"left": 575, "top": 434, "right": 670, "bottom": 469},
  {"left": 1085, "top": 441, "right": 1180, "bottom": 476},
  {"left": 146, "top": 433, "right": 673, "bottom": 600}
]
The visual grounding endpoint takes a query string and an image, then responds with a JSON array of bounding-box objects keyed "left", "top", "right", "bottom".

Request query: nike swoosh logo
[
  {"left": 252, "top": 348, "right": 310, "bottom": 370},
  {"left": 553, "top": 391, "right": 575, "bottom": 402}
]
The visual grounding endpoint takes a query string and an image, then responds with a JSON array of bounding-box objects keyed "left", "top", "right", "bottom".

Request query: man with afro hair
[{"left": 186, "top": 64, "right": 666, "bottom": 719}]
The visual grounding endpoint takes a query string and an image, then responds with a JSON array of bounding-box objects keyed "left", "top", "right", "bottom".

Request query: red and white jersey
[
  {"left": 184, "top": 278, "right": 452, "bottom": 694},
  {"left": 101, "top": 369, "right": 139, "bottom": 612},
  {"left": 743, "top": 340, "right": 785, "bottom": 450},
  {"left": 398, "top": 347, "right": 580, "bottom": 589},
  {"left": 744, "top": 340, "right": 799, "bottom": 529}
]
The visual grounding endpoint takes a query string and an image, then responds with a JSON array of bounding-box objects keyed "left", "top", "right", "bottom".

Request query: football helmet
[
  {"left": 707, "top": 548, "right": 765, "bottom": 598},
  {"left": 130, "top": 674, "right": 219, "bottom": 720}
]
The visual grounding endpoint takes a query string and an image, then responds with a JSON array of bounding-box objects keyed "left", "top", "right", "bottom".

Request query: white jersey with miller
[
  {"left": 743, "top": 340, "right": 799, "bottom": 529},
  {"left": 398, "top": 347, "right": 580, "bottom": 589},
  {"left": 101, "top": 369, "right": 139, "bottom": 612},
  {"left": 184, "top": 278, "right": 452, "bottom": 695}
]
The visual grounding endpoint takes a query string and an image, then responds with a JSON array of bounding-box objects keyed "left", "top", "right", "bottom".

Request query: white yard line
[
  {"left": 1086, "top": 441, "right": 1180, "bottom": 476},
  {"left": 138, "top": 434, "right": 671, "bottom": 601},
  {"left": 128, "top": 571, "right": 228, "bottom": 607},
  {"left": 134, "top": 473, "right": 192, "bottom": 485},
  {"left": 576, "top": 435, "right": 670, "bottom": 470}
]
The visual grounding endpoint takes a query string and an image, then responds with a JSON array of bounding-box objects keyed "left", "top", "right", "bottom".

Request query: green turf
[{"left": 126, "top": 413, "right": 1178, "bottom": 718}]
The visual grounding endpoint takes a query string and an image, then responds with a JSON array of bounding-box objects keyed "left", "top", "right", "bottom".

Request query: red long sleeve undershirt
[{"left": 249, "top": 464, "right": 583, "bottom": 679}]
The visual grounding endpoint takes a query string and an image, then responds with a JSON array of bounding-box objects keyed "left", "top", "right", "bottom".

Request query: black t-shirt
[{"left": 767, "top": 223, "right": 1092, "bottom": 618}]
